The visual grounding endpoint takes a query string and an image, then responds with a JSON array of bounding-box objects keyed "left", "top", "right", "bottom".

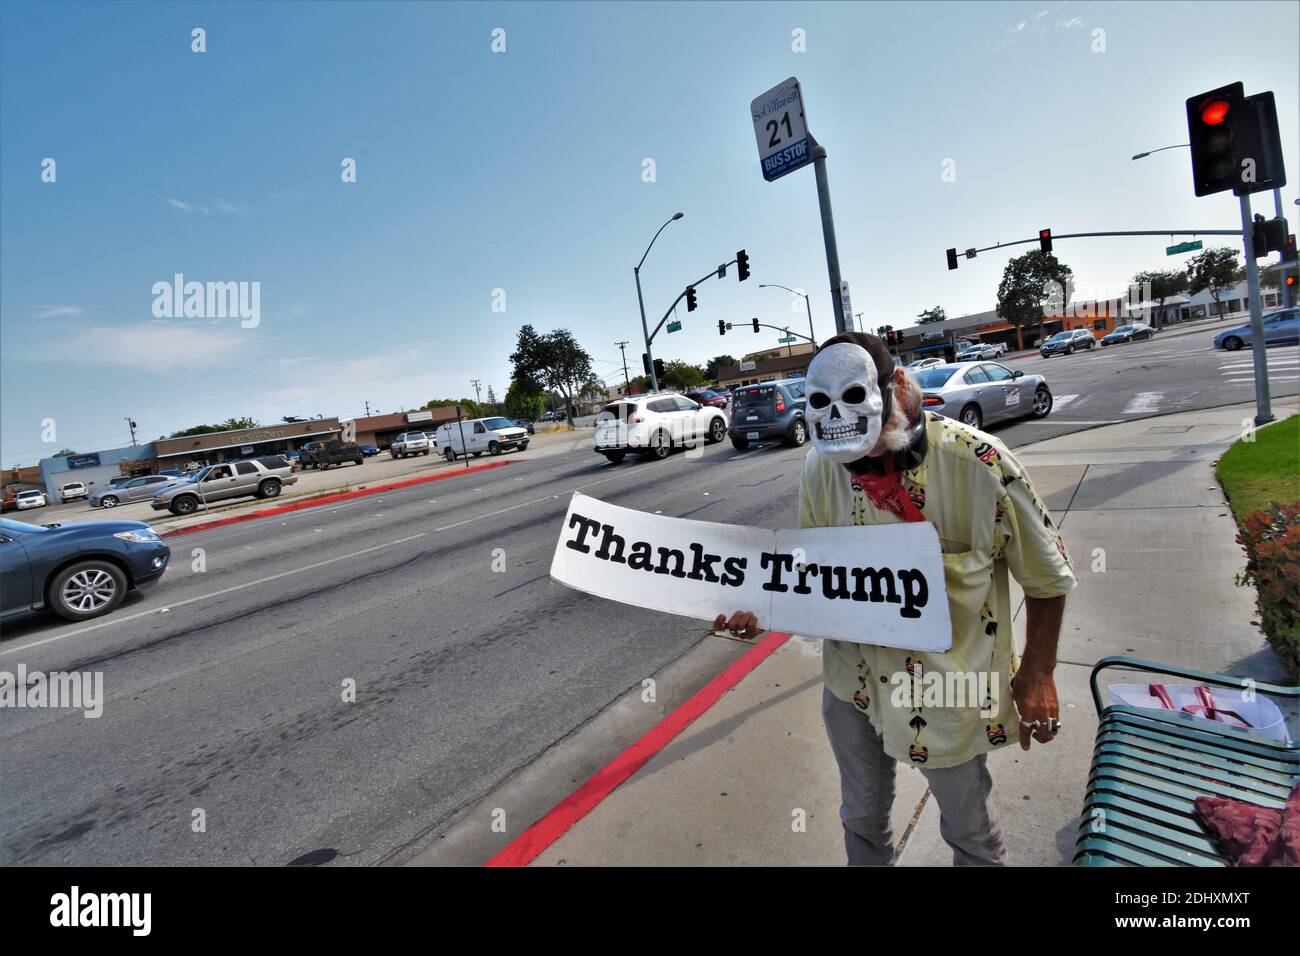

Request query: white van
[{"left": 438, "top": 417, "right": 530, "bottom": 460}]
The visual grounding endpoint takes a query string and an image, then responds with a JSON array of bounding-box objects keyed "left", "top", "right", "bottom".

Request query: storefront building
[{"left": 153, "top": 418, "right": 342, "bottom": 470}]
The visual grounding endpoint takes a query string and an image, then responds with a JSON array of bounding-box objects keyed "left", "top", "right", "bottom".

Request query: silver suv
[
  {"left": 390, "top": 431, "right": 432, "bottom": 458},
  {"left": 151, "top": 456, "right": 297, "bottom": 516}
]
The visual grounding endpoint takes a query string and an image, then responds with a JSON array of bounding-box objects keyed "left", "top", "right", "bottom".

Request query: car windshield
[
  {"left": 482, "top": 417, "right": 515, "bottom": 430},
  {"left": 1112, "top": 326, "right": 1132, "bottom": 334},
  {"left": 914, "top": 367, "right": 959, "bottom": 388},
  {"left": 1049, "top": 332, "right": 1072, "bottom": 342}
]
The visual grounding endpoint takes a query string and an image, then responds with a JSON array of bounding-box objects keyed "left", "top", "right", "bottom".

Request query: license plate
[
  {"left": 746, "top": 431, "right": 760, "bottom": 440},
  {"left": 746, "top": 415, "right": 758, "bottom": 421}
]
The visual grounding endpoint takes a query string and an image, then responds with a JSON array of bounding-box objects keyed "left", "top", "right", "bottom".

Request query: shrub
[{"left": 1235, "top": 502, "right": 1300, "bottom": 682}]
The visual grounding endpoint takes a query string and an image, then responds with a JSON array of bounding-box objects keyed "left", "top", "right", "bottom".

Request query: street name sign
[
  {"left": 751, "top": 77, "right": 811, "bottom": 182},
  {"left": 1166, "top": 240, "right": 1203, "bottom": 256},
  {"left": 666, "top": 320, "right": 682, "bottom": 334},
  {"left": 778, "top": 335, "right": 797, "bottom": 344}
]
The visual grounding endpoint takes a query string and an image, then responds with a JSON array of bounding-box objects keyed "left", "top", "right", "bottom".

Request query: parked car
[
  {"left": 438, "top": 417, "right": 530, "bottom": 460},
  {"left": 285, "top": 450, "right": 301, "bottom": 462},
  {"left": 957, "top": 343, "right": 1000, "bottom": 361},
  {"left": 59, "top": 481, "right": 89, "bottom": 503},
  {"left": 0, "top": 516, "right": 171, "bottom": 622},
  {"left": 89, "top": 474, "right": 185, "bottom": 509},
  {"left": 359, "top": 443, "right": 381, "bottom": 457},
  {"left": 511, "top": 419, "right": 536, "bottom": 435},
  {"left": 151, "top": 457, "right": 298, "bottom": 516},
  {"left": 107, "top": 475, "right": 136, "bottom": 489},
  {"left": 539, "top": 410, "right": 566, "bottom": 423},
  {"left": 686, "top": 389, "right": 729, "bottom": 410},
  {"left": 1039, "top": 328, "right": 1097, "bottom": 357},
  {"left": 15, "top": 490, "right": 47, "bottom": 510},
  {"left": 593, "top": 391, "right": 728, "bottom": 463},
  {"left": 1214, "top": 307, "right": 1300, "bottom": 351},
  {"left": 390, "top": 431, "right": 433, "bottom": 459},
  {"left": 728, "top": 378, "right": 808, "bottom": 451},
  {"left": 1099, "top": 323, "right": 1156, "bottom": 346},
  {"left": 906, "top": 358, "right": 944, "bottom": 371},
  {"left": 300, "top": 439, "right": 364, "bottom": 469},
  {"left": 157, "top": 469, "right": 187, "bottom": 479},
  {"left": 915, "top": 362, "right": 1053, "bottom": 429}
]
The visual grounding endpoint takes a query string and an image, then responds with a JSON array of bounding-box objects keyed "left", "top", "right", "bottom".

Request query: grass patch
[{"left": 1216, "top": 415, "right": 1300, "bottom": 520}]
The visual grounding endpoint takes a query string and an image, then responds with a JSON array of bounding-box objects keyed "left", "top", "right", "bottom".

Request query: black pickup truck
[{"left": 299, "top": 439, "right": 365, "bottom": 470}]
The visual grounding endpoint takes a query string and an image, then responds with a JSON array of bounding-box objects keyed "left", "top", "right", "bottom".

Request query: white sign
[
  {"left": 551, "top": 494, "right": 952, "bottom": 651},
  {"left": 407, "top": 410, "right": 434, "bottom": 423},
  {"left": 739, "top": 360, "right": 757, "bottom": 372},
  {"left": 839, "top": 280, "right": 854, "bottom": 330},
  {"left": 751, "top": 77, "right": 811, "bottom": 182}
]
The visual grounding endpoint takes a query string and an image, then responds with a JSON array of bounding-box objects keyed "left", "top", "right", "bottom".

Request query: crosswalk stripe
[
  {"left": 1121, "top": 391, "right": 1163, "bottom": 414},
  {"left": 1052, "top": 394, "right": 1079, "bottom": 410}
]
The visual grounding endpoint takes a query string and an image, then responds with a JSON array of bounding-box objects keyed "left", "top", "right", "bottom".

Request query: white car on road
[
  {"left": 390, "top": 431, "right": 433, "bottom": 459},
  {"left": 59, "top": 481, "right": 89, "bottom": 503},
  {"left": 15, "top": 490, "right": 48, "bottom": 510},
  {"left": 438, "top": 417, "right": 529, "bottom": 460},
  {"left": 593, "top": 391, "right": 728, "bottom": 463}
]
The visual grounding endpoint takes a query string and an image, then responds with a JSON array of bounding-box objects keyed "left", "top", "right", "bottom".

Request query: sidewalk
[{"left": 526, "top": 399, "right": 1298, "bottom": 866}]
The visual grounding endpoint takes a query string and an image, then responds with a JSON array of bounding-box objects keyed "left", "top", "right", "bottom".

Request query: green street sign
[
  {"left": 666, "top": 320, "right": 682, "bottom": 333},
  {"left": 1166, "top": 240, "right": 1202, "bottom": 256},
  {"left": 778, "top": 335, "right": 796, "bottom": 343}
]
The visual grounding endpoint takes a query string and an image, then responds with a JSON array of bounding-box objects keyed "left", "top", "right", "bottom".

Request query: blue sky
[{"left": 2, "top": 0, "right": 1296, "bottom": 467}]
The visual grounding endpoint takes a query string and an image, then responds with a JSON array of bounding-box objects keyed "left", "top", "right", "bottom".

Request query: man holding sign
[{"left": 716, "top": 332, "right": 1075, "bottom": 866}]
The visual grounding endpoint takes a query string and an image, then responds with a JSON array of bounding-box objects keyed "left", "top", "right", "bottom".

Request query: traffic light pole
[
  {"left": 809, "top": 134, "right": 847, "bottom": 334},
  {"left": 1239, "top": 193, "right": 1273, "bottom": 426},
  {"left": 634, "top": 264, "right": 660, "bottom": 392}
]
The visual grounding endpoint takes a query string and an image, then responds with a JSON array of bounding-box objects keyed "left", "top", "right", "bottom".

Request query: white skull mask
[{"left": 804, "top": 343, "right": 885, "bottom": 462}]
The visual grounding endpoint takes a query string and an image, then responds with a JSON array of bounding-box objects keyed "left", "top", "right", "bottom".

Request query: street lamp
[
  {"left": 1130, "top": 143, "right": 1188, "bottom": 161},
  {"left": 634, "top": 212, "right": 684, "bottom": 392},
  {"left": 758, "top": 283, "right": 817, "bottom": 347}
]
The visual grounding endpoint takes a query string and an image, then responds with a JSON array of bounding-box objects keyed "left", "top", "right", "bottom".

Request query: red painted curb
[
  {"left": 484, "top": 629, "right": 793, "bottom": 867},
  {"left": 159, "top": 460, "right": 511, "bottom": 538}
]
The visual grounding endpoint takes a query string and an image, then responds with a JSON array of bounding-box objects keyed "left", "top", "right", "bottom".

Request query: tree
[
  {"left": 1131, "top": 269, "right": 1188, "bottom": 329},
  {"left": 169, "top": 417, "right": 259, "bottom": 438},
  {"left": 1186, "top": 247, "right": 1240, "bottom": 318},
  {"left": 705, "top": 354, "right": 738, "bottom": 381},
  {"left": 658, "top": 361, "right": 704, "bottom": 391},
  {"left": 996, "top": 249, "right": 1075, "bottom": 350},
  {"left": 509, "top": 325, "right": 594, "bottom": 426},
  {"left": 53, "top": 448, "right": 79, "bottom": 457},
  {"left": 423, "top": 398, "right": 485, "bottom": 419},
  {"left": 917, "top": 306, "right": 947, "bottom": 325},
  {"left": 485, "top": 385, "right": 498, "bottom": 412},
  {"left": 503, "top": 379, "right": 544, "bottom": 421}
]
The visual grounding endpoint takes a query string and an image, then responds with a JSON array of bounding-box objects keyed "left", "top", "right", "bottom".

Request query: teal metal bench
[{"left": 1074, "top": 655, "right": 1300, "bottom": 866}]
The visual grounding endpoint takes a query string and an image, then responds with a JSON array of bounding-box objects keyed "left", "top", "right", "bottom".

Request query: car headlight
[{"left": 114, "top": 529, "right": 162, "bottom": 543}]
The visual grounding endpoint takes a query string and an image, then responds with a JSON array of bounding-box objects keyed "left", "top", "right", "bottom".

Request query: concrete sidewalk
[{"left": 530, "top": 399, "right": 1298, "bottom": 866}]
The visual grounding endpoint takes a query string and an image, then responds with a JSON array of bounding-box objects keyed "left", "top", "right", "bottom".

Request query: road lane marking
[
  {"left": 1121, "top": 391, "right": 1163, "bottom": 414},
  {"left": 1052, "top": 394, "right": 1078, "bottom": 410},
  {"left": 0, "top": 533, "right": 430, "bottom": 657}
]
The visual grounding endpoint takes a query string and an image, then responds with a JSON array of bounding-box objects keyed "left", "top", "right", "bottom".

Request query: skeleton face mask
[{"left": 805, "top": 343, "right": 885, "bottom": 462}]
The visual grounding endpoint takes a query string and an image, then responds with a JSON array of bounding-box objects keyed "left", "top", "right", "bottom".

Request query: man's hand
[
  {"left": 1012, "top": 664, "right": 1060, "bottom": 750},
  {"left": 713, "top": 610, "right": 761, "bottom": 640}
]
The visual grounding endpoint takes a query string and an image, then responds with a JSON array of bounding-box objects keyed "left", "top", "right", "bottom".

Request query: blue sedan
[
  {"left": 1214, "top": 308, "right": 1300, "bottom": 351},
  {"left": 0, "top": 517, "right": 170, "bottom": 622}
]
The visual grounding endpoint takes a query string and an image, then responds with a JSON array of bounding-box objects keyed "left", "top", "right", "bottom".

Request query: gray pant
[{"left": 821, "top": 687, "right": 1007, "bottom": 866}]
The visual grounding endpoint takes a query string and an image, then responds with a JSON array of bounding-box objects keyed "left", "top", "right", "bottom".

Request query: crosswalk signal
[
  {"left": 752, "top": 318, "right": 760, "bottom": 333},
  {"left": 653, "top": 358, "right": 665, "bottom": 379},
  {"left": 1039, "top": 229, "right": 1053, "bottom": 254},
  {"left": 718, "top": 319, "right": 727, "bottom": 336},
  {"left": 642, "top": 353, "right": 651, "bottom": 376},
  {"left": 685, "top": 286, "right": 698, "bottom": 312},
  {"left": 736, "top": 249, "right": 750, "bottom": 282},
  {"left": 946, "top": 248, "right": 958, "bottom": 271}
]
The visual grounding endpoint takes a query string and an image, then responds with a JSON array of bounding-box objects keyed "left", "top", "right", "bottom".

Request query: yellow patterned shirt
[{"left": 800, "top": 411, "right": 1076, "bottom": 769}]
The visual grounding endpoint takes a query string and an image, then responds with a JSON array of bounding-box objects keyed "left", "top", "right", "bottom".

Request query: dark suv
[{"left": 728, "top": 378, "right": 808, "bottom": 450}]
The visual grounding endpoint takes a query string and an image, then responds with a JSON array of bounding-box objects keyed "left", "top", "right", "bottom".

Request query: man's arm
[{"left": 1014, "top": 594, "right": 1066, "bottom": 750}]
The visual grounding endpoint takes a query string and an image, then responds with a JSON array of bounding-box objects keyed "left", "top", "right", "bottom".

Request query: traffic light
[
  {"left": 752, "top": 318, "right": 760, "bottom": 333},
  {"left": 1258, "top": 216, "right": 1289, "bottom": 256},
  {"left": 685, "top": 286, "right": 698, "bottom": 312},
  {"left": 946, "top": 248, "right": 958, "bottom": 271},
  {"left": 653, "top": 358, "right": 665, "bottom": 379},
  {"left": 1186, "top": 82, "right": 1287, "bottom": 197},
  {"left": 1039, "top": 229, "right": 1052, "bottom": 254},
  {"left": 736, "top": 249, "right": 750, "bottom": 282},
  {"left": 642, "top": 352, "right": 651, "bottom": 375},
  {"left": 718, "top": 319, "right": 727, "bottom": 336}
]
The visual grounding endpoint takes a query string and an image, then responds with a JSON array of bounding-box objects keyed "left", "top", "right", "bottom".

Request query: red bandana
[{"left": 851, "top": 465, "right": 925, "bottom": 523}]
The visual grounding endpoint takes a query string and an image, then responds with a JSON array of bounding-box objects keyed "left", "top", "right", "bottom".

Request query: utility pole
[
  {"left": 809, "top": 133, "right": 846, "bottom": 334},
  {"left": 1239, "top": 193, "right": 1273, "bottom": 426},
  {"left": 854, "top": 312, "right": 864, "bottom": 334},
  {"left": 615, "top": 340, "right": 631, "bottom": 394},
  {"left": 470, "top": 378, "right": 482, "bottom": 406},
  {"left": 364, "top": 401, "right": 371, "bottom": 417},
  {"left": 124, "top": 417, "right": 138, "bottom": 446}
]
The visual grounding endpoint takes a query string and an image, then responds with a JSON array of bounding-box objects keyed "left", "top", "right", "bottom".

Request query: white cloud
[
  {"left": 1035, "top": 9, "right": 1049, "bottom": 18},
  {"left": 165, "top": 198, "right": 210, "bottom": 214},
  {"left": 1010, "top": 21, "right": 1027, "bottom": 33},
  {"left": 1060, "top": 16, "right": 1084, "bottom": 28},
  {"left": 33, "top": 322, "right": 247, "bottom": 369},
  {"left": 35, "top": 305, "right": 84, "bottom": 320},
  {"left": 212, "top": 198, "right": 248, "bottom": 214}
]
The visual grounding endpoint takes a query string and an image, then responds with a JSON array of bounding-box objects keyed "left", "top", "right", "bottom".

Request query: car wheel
[
  {"left": 472, "top": 452, "right": 482, "bottom": 458},
  {"left": 100, "top": 495, "right": 119, "bottom": 508},
  {"left": 488, "top": 441, "right": 501, "bottom": 456},
  {"left": 48, "top": 560, "right": 127, "bottom": 621},
  {"left": 1065, "top": 345, "right": 1073, "bottom": 355},
  {"left": 518, "top": 441, "right": 529, "bottom": 452},
  {"left": 1031, "top": 387, "right": 1053, "bottom": 418},
  {"left": 444, "top": 448, "right": 456, "bottom": 462},
  {"left": 730, "top": 436, "right": 749, "bottom": 451},
  {"left": 648, "top": 430, "right": 671, "bottom": 460},
  {"left": 424, "top": 450, "right": 430, "bottom": 456},
  {"left": 788, "top": 419, "right": 808, "bottom": 447},
  {"left": 1222, "top": 335, "right": 1243, "bottom": 351},
  {"left": 258, "top": 478, "right": 282, "bottom": 499},
  {"left": 707, "top": 418, "right": 726, "bottom": 444},
  {"left": 603, "top": 451, "right": 625, "bottom": 464},
  {"left": 959, "top": 403, "right": 983, "bottom": 429},
  {"left": 170, "top": 495, "right": 199, "bottom": 516}
]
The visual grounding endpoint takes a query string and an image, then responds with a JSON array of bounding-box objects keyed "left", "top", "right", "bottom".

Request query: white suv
[
  {"left": 390, "top": 431, "right": 432, "bottom": 458},
  {"left": 60, "top": 481, "right": 88, "bottom": 502},
  {"left": 593, "top": 392, "right": 729, "bottom": 464}
]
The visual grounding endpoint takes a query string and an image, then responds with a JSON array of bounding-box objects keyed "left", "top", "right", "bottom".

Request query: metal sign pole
[
  {"left": 809, "top": 133, "right": 846, "bottom": 334},
  {"left": 455, "top": 406, "right": 470, "bottom": 468},
  {"left": 1238, "top": 193, "right": 1273, "bottom": 426}
]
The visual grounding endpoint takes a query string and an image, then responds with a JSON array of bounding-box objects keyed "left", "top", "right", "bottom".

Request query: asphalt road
[{"left": 1, "top": 319, "right": 1295, "bottom": 867}]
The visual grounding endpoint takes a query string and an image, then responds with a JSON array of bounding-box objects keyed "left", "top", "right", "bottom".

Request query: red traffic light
[
  {"left": 1200, "top": 99, "right": 1230, "bottom": 125},
  {"left": 1039, "top": 228, "right": 1053, "bottom": 253}
]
